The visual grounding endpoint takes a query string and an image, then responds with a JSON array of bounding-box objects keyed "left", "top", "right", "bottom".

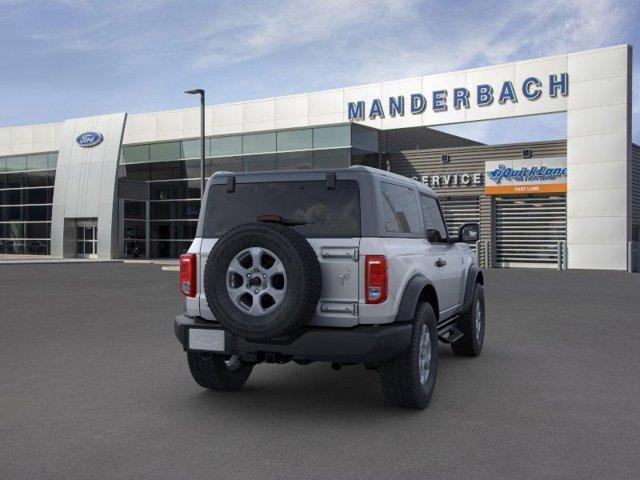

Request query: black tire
[
  {"left": 187, "top": 352, "right": 253, "bottom": 391},
  {"left": 204, "top": 222, "right": 321, "bottom": 342},
  {"left": 379, "top": 302, "right": 438, "bottom": 409},
  {"left": 451, "top": 283, "right": 485, "bottom": 357}
]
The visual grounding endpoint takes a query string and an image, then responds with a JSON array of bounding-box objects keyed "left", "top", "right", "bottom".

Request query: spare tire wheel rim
[{"left": 226, "top": 247, "right": 287, "bottom": 316}]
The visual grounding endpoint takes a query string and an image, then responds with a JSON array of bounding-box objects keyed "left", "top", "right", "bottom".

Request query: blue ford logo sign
[{"left": 76, "top": 131, "right": 103, "bottom": 148}]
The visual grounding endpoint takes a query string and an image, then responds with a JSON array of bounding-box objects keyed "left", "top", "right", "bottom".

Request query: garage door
[
  {"left": 495, "top": 195, "right": 566, "bottom": 268},
  {"left": 440, "top": 196, "right": 480, "bottom": 245}
]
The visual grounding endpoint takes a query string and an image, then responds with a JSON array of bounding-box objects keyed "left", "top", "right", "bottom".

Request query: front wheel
[
  {"left": 379, "top": 302, "right": 438, "bottom": 409},
  {"left": 451, "top": 283, "right": 485, "bottom": 357},
  {"left": 187, "top": 352, "right": 253, "bottom": 391}
]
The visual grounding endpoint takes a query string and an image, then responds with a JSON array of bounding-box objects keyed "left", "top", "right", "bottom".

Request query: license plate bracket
[{"left": 188, "top": 328, "right": 225, "bottom": 352}]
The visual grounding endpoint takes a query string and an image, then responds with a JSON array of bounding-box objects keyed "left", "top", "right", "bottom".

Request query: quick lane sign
[
  {"left": 485, "top": 157, "right": 567, "bottom": 195},
  {"left": 348, "top": 73, "right": 569, "bottom": 120}
]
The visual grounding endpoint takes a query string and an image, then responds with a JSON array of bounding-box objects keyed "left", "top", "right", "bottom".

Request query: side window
[
  {"left": 380, "top": 182, "right": 421, "bottom": 234},
  {"left": 420, "top": 195, "right": 449, "bottom": 243}
]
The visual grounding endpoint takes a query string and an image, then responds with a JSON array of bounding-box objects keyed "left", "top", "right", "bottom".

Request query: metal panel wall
[
  {"left": 632, "top": 144, "right": 640, "bottom": 234},
  {"left": 50, "top": 113, "right": 126, "bottom": 259},
  {"left": 439, "top": 196, "right": 480, "bottom": 240}
]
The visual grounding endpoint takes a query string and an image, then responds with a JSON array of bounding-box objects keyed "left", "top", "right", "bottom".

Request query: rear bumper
[{"left": 174, "top": 314, "right": 412, "bottom": 364}]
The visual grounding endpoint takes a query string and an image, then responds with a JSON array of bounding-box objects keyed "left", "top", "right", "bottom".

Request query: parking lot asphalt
[{"left": 1, "top": 263, "right": 639, "bottom": 480}]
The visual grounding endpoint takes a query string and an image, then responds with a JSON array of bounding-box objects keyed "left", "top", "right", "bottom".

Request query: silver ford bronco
[{"left": 174, "top": 166, "right": 484, "bottom": 409}]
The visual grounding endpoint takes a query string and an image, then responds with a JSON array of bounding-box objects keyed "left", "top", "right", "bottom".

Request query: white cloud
[
  {"left": 189, "top": 0, "right": 418, "bottom": 70},
  {"left": 3, "top": 0, "right": 638, "bottom": 141}
]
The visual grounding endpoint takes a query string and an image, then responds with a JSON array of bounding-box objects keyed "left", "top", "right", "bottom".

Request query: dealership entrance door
[
  {"left": 75, "top": 220, "right": 98, "bottom": 258},
  {"left": 495, "top": 195, "right": 566, "bottom": 268}
]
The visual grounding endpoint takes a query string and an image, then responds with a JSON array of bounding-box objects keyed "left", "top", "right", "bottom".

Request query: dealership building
[{"left": 0, "top": 44, "right": 638, "bottom": 271}]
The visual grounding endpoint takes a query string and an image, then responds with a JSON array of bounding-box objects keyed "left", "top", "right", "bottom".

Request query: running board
[
  {"left": 437, "top": 315, "right": 464, "bottom": 344},
  {"left": 438, "top": 326, "right": 464, "bottom": 344}
]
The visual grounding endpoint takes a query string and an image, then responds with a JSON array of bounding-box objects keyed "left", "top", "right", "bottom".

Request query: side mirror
[{"left": 458, "top": 223, "right": 479, "bottom": 243}]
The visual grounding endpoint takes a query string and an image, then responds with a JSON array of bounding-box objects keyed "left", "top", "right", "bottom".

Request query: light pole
[{"left": 185, "top": 89, "right": 205, "bottom": 198}]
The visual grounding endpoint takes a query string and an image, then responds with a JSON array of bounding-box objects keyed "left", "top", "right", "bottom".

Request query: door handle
[{"left": 435, "top": 258, "right": 447, "bottom": 268}]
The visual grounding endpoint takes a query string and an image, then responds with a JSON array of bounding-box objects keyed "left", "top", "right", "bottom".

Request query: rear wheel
[
  {"left": 379, "top": 302, "right": 438, "bottom": 409},
  {"left": 187, "top": 352, "right": 253, "bottom": 391}
]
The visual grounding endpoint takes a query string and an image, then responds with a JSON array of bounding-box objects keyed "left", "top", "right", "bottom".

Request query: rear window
[{"left": 203, "top": 180, "right": 360, "bottom": 238}]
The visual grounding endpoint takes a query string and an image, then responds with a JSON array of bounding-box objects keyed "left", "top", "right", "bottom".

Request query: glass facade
[
  {"left": 119, "top": 124, "right": 380, "bottom": 258},
  {"left": 0, "top": 152, "right": 57, "bottom": 255}
]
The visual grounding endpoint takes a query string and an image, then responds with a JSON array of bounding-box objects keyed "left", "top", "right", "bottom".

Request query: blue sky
[{"left": 0, "top": 0, "right": 638, "bottom": 144}]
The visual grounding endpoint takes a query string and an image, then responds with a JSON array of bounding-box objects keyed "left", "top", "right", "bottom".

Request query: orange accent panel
[{"left": 485, "top": 183, "right": 567, "bottom": 195}]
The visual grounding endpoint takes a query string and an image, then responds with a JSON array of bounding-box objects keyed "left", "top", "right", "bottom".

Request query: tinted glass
[
  {"left": 26, "top": 240, "right": 50, "bottom": 255},
  {"left": 6, "top": 156, "right": 27, "bottom": 172},
  {"left": 206, "top": 157, "right": 243, "bottom": 175},
  {"left": 243, "top": 133, "right": 276, "bottom": 154},
  {"left": 48, "top": 153, "right": 58, "bottom": 169},
  {"left": 121, "top": 163, "right": 150, "bottom": 181},
  {"left": 420, "top": 195, "right": 448, "bottom": 243},
  {"left": 24, "top": 205, "right": 51, "bottom": 221},
  {"left": 124, "top": 201, "right": 146, "bottom": 219},
  {"left": 204, "top": 180, "right": 360, "bottom": 238},
  {"left": 26, "top": 222, "right": 50, "bottom": 238},
  {"left": 351, "top": 125, "right": 379, "bottom": 152},
  {"left": 0, "top": 207, "right": 22, "bottom": 221},
  {"left": 6, "top": 240, "right": 25, "bottom": 254},
  {"left": 150, "top": 142, "right": 181, "bottom": 162},
  {"left": 122, "top": 145, "right": 150, "bottom": 164},
  {"left": 277, "top": 129, "right": 312, "bottom": 151},
  {"left": 25, "top": 171, "right": 55, "bottom": 187},
  {"left": 313, "top": 126, "right": 350, "bottom": 149},
  {"left": 244, "top": 154, "right": 276, "bottom": 172},
  {"left": 124, "top": 220, "right": 146, "bottom": 239},
  {"left": 3, "top": 173, "right": 23, "bottom": 189},
  {"left": 150, "top": 200, "right": 200, "bottom": 220},
  {"left": 181, "top": 139, "right": 208, "bottom": 159},
  {"left": 124, "top": 240, "right": 145, "bottom": 258},
  {"left": 150, "top": 221, "right": 197, "bottom": 240},
  {"left": 27, "top": 154, "right": 49, "bottom": 171},
  {"left": 1, "top": 189, "right": 21, "bottom": 204},
  {"left": 150, "top": 180, "right": 200, "bottom": 200},
  {"left": 25, "top": 188, "right": 53, "bottom": 204},
  {"left": 351, "top": 150, "right": 379, "bottom": 168},
  {"left": 313, "top": 148, "right": 350, "bottom": 169},
  {"left": 4, "top": 221, "right": 24, "bottom": 238},
  {"left": 277, "top": 151, "right": 313, "bottom": 170},
  {"left": 380, "top": 182, "right": 421, "bottom": 234},
  {"left": 150, "top": 159, "right": 199, "bottom": 180},
  {"left": 149, "top": 240, "right": 191, "bottom": 258},
  {"left": 211, "top": 136, "right": 241, "bottom": 157}
]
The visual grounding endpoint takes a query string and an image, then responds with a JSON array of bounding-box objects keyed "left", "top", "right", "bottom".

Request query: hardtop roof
[{"left": 211, "top": 165, "right": 436, "bottom": 196}]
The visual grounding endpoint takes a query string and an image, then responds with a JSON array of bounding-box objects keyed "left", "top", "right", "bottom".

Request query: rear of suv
[{"left": 174, "top": 166, "right": 484, "bottom": 409}]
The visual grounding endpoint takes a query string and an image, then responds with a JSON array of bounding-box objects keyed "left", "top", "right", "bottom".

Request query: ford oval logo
[{"left": 76, "top": 131, "right": 103, "bottom": 148}]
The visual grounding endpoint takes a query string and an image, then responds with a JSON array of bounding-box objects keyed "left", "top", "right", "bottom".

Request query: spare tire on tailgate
[{"left": 203, "top": 222, "right": 321, "bottom": 342}]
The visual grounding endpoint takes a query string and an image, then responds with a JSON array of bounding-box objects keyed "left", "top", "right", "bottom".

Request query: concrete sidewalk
[{"left": 0, "top": 255, "right": 121, "bottom": 265}]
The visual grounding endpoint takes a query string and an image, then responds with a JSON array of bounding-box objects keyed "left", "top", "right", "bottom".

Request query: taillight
[
  {"left": 365, "top": 255, "right": 387, "bottom": 304},
  {"left": 179, "top": 253, "right": 197, "bottom": 297}
]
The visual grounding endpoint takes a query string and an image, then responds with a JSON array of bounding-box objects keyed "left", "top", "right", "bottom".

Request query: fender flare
[
  {"left": 461, "top": 264, "right": 483, "bottom": 313},
  {"left": 394, "top": 274, "right": 436, "bottom": 323}
]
